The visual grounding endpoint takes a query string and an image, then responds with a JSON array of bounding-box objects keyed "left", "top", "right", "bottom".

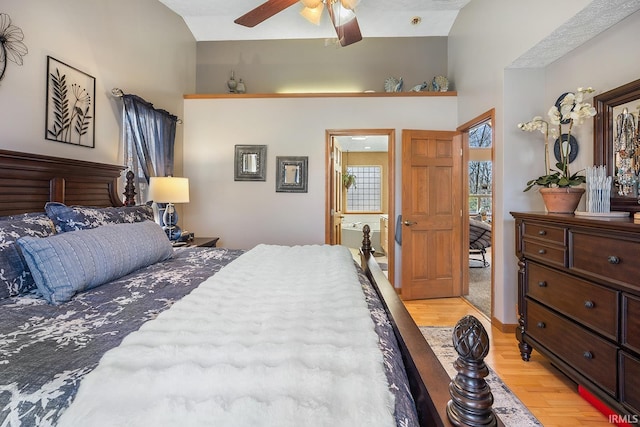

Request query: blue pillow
[
  {"left": 0, "top": 213, "right": 56, "bottom": 299},
  {"left": 45, "top": 202, "right": 154, "bottom": 233},
  {"left": 18, "top": 221, "right": 173, "bottom": 305}
]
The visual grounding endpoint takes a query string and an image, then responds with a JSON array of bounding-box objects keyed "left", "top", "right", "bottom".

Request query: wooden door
[
  {"left": 401, "top": 130, "right": 463, "bottom": 300},
  {"left": 329, "top": 137, "right": 344, "bottom": 245}
]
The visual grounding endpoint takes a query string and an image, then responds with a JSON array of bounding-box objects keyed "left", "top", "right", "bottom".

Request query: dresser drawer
[
  {"left": 526, "top": 300, "right": 618, "bottom": 395},
  {"left": 527, "top": 262, "right": 618, "bottom": 339},
  {"left": 523, "top": 238, "right": 566, "bottom": 268},
  {"left": 522, "top": 221, "right": 566, "bottom": 244},
  {"left": 571, "top": 231, "right": 640, "bottom": 291},
  {"left": 620, "top": 351, "right": 640, "bottom": 415},
  {"left": 622, "top": 293, "right": 640, "bottom": 354}
]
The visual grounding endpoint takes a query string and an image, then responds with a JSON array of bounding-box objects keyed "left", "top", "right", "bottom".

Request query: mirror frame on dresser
[{"left": 593, "top": 78, "right": 640, "bottom": 212}]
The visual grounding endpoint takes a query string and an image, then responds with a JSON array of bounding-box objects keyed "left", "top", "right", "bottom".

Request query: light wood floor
[{"left": 403, "top": 297, "right": 612, "bottom": 426}]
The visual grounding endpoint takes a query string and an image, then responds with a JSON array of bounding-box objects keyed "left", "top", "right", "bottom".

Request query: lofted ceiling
[{"left": 157, "top": 0, "right": 471, "bottom": 42}]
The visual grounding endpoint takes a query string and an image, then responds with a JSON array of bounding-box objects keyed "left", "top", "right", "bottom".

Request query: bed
[{"left": 0, "top": 149, "right": 494, "bottom": 426}]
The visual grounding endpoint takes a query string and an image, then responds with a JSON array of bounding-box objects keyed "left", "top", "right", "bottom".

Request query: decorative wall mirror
[
  {"left": 594, "top": 78, "right": 640, "bottom": 212},
  {"left": 234, "top": 145, "right": 266, "bottom": 181},
  {"left": 275, "top": 156, "right": 308, "bottom": 193}
]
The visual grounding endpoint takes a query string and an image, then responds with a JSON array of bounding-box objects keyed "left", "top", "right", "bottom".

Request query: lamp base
[
  {"left": 163, "top": 225, "right": 182, "bottom": 241},
  {"left": 162, "top": 203, "right": 182, "bottom": 241}
]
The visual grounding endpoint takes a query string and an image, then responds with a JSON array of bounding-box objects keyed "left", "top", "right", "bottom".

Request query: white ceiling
[
  {"left": 157, "top": 0, "right": 471, "bottom": 42},
  {"left": 336, "top": 135, "right": 388, "bottom": 152}
]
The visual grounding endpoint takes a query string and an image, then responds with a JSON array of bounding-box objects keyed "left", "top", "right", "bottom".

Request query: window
[
  {"left": 468, "top": 121, "right": 492, "bottom": 216},
  {"left": 346, "top": 165, "right": 382, "bottom": 212}
]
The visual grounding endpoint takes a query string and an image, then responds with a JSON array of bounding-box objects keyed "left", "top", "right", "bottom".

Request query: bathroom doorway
[{"left": 325, "top": 129, "right": 395, "bottom": 284}]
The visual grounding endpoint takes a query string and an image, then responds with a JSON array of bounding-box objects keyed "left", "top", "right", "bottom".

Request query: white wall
[
  {"left": 449, "top": 0, "right": 640, "bottom": 325},
  {"left": 183, "top": 96, "right": 458, "bottom": 267},
  {"left": 196, "top": 37, "right": 448, "bottom": 94},
  {"left": 0, "top": 0, "right": 195, "bottom": 168}
]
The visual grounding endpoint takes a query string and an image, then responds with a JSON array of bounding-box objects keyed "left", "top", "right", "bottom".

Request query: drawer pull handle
[
  {"left": 538, "top": 230, "right": 547, "bottom": 236},
  {"left": 584, "top": 300, "right": 595, "bottom": 309},
  {"left": 538, "top": 249, "right": 546, "bottom": 255},
  {"left": 537, "top": 321, "right": 546, "bottom": 329},
  {"left": 583, "top": 351, "right": 593, "bottom": 360},
  {"left": 538, "top": 281, "right": 547, "bottom": 287},
  {"left": 608, "top": 255, "right": 620, "bottom": 264}
]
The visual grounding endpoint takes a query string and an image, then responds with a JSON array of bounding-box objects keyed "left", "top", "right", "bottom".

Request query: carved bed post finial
[
  {"left": 361, "top": 224, "right": 372, "bottom": 256},
  {"left": 123, "top": 171, "right": 137, "bottom": 206},
  {"left": 447, "top": 315, "right": 497, "bottom": 427}
]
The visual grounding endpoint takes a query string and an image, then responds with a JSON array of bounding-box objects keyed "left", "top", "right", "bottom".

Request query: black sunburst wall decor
[
  {"left": 0, "top": 13, "right": 28, "bottom": 82},
  {"left": 45, "top": 56, "right": 95, "bottom": 148}
]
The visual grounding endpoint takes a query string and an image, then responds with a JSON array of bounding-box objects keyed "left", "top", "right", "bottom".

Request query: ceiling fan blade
[
  {"left": 234, "top": 0, "right": 299, "bottom": 27},
  {"left": 327, "top": 4, "right": 363, "bottom": 47}
]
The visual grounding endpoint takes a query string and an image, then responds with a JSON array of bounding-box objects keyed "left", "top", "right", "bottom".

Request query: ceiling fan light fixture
[
  {"left": 300, "top": 3, "right": 325, "bottom": 25},
  {"left": 331, "top": 2, "right": 356, "bottom": 25},
  {"left": 340, "top": 0, "right": 360, "bottom": 10},
  {"left": 301, "top": 0, "right": 323, "bottom": 8}
]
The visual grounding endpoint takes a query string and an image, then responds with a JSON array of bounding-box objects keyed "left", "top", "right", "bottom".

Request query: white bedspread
[{"left": 58, "top": 244, "right": 395, "bottom": 427}]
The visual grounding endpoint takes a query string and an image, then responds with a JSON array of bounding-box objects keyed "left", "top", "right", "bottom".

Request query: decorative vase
[
  {"left": 539, "top": 187, "right": 585, "bottom": 213},
  {"left": 227, "top": 71, "right": 237, "bottom": 93}
]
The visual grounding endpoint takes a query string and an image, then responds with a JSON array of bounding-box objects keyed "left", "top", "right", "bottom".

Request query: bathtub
[{"left": 341, "top": 217, "right": 382, "bottom": 254}]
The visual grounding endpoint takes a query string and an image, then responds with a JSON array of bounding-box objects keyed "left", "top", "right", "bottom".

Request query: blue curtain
[{"left": 122, "top": 94, "right": 178, "bottom": 204}]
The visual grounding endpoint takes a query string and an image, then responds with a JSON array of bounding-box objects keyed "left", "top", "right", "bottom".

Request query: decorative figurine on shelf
[
  {"left": 394, "top": 77, "right": 403, "bottom": 92},
  {"left": 432, "top": 75, "right": 449, "bottom": 92},
  {"left": 236, "top": 78, "right": 246, "bottom": 94},
  {"left": 227, "top": 71, "right": 238, "bottom": 93},
  {"left": 409, "top": 81, "right": 428, "bottom": 92}
]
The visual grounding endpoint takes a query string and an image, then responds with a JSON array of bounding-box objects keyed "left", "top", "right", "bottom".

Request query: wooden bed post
[
  {"left": 123, "top": 171, "right": 137, "bottom": 206},
  {"left": 360, "top": 226, "right": 500, "bottom": 427},
  {"left": 361, "top": 224, "right": 372, "bottom": 255},
  {"left": 447, "top": 315, "right": 497, "bottom": 426}
]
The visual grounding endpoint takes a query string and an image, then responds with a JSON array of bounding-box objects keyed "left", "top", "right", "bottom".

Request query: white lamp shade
[{"left": 148, "top": 176, "right": 190, "bottom": 204}]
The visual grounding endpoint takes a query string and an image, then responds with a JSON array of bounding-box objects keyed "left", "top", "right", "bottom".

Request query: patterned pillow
[
  {"left": 18, "top": 221, "right": 173, "bottom": 305},
  {"left": 0, "top": 213, "right": 56, "bottom": 299},
  {"left": 45, "top": 202, "right": 154, "bottom": 233}
]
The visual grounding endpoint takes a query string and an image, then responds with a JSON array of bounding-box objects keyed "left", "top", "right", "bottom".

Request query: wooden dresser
[{"left": 512, "top": 212, "right": 640, "bottom": 418}]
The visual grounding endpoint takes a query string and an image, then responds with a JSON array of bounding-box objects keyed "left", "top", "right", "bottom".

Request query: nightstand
[{"left": 189, "top": 237, "right": 219, "bottom": 247}]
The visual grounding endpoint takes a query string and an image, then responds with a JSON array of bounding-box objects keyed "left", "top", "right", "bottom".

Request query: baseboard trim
[{"left": 491, "top": 317, "right": 517, "bottom": 333}]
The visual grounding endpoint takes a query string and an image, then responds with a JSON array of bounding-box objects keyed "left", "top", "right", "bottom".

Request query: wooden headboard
[{"left": 0, "top": 149, "right": 125, "bottom": 216}]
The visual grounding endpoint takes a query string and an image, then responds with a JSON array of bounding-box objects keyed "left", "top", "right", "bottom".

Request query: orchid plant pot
[{"left": 539, "top": 187, "right": 585, "bottom": 213}]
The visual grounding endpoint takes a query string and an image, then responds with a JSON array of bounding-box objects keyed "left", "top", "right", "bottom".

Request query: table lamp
[{"left": 148, "top": 176, "right": 190, "bottom": 241}]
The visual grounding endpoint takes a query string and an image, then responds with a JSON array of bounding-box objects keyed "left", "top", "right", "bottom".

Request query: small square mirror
[
  {"left": 276, "top": 156, "right": 308, "bottom": 193},
  {"left": 234, "top": 145, "right": 266, "bottom": 181}
]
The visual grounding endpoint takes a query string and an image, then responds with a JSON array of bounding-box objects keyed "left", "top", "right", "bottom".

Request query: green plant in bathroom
[{"left": 343, "top": 171, "right": 357, "bottom": 189}]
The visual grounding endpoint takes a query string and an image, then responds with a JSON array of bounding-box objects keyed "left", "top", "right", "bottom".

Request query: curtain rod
[{"left": 111, "top": 88, "right": 182, "bottom": 124}]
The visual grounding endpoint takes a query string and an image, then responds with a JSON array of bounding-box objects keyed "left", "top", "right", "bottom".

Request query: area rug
[{"left": 420, "top": 326, "right": 541, "bottom": 427}]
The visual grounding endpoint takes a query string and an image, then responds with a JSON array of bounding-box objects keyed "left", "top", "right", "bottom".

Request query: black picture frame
[
  {"left": 45, "top": 56, "right": 95, "bottom": 148},
  {"left": 234, "top": 145, "right": 267, "bottom": 181},
  {"left": 276, "top": 156, "right": 308, "bottom": 193}
]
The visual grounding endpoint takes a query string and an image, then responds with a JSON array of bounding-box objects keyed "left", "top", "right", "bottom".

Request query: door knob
[{"left": 403, "top": 220, "right": 417, "bottom": 226}]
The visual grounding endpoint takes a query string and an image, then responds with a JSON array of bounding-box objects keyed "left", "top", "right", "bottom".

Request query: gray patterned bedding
[{"left": 0, "top": 247, "right": 418, "bottom": 426}]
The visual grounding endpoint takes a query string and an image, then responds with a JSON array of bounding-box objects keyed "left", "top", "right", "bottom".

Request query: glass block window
[{"left": 346, "top": 166, "right": 382, "bottom": 212}]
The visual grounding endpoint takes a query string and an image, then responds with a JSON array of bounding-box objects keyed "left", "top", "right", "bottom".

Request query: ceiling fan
[{"left": 235, "top": 0, "right": 363, "bottom": 47}]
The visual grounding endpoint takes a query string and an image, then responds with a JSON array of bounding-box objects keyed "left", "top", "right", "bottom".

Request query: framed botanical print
[{"left": 45, "top": 56, "right": 95, "bottom": 148}]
